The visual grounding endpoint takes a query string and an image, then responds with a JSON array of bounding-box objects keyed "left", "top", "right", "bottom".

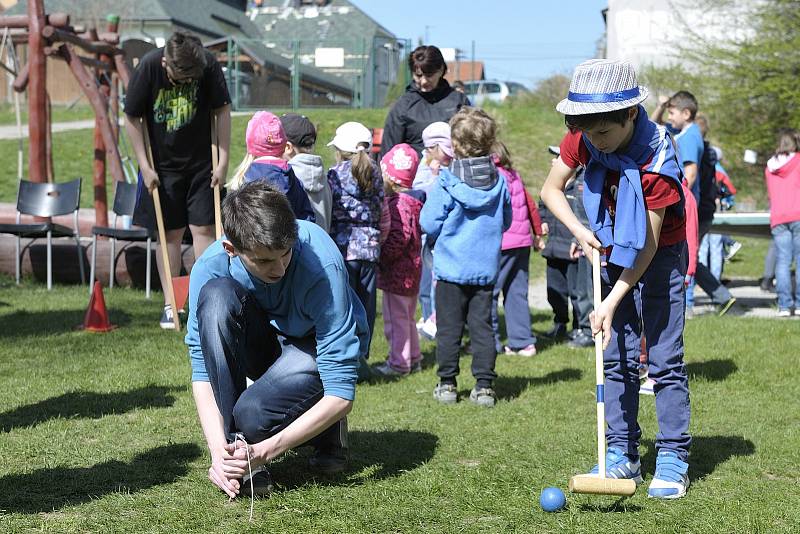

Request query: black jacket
[
  {"left": 539, "top": 172, "right": 587, "bottom": 261},
  {"left": 380, "top": 80, "right": 470, "bottom": 158}
]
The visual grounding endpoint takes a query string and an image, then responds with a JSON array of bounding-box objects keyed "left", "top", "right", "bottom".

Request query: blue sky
[{"left": 350, "top": 0, "right": 609, "bottom": 87}]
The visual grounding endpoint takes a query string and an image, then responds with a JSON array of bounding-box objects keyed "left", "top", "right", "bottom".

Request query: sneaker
[
  {"left": 433, "top": 382, "right": 458, "bottom": 404},
  {"left": 372, "top": 361, "right": 408, "bottom": 377},
  {"left": 639, "top": 377, "right": 656, "bottom": 395},
  {"left": 416, "top": 317, "right": 425, "bottom": 331},
  {"left": 469, "top": 386, "right": 497, "bottom": 407},
  {"left": 568, "top": 330, "right": 594, "bottom": 348},
  {"left": 541, "top": 323, "right": 567, "bottom": 340},
  {"left": 420, "top": 318, "right": 437, "bottom": 340},
  {"left": 778, "top": 309, "right": 792, "bottom": 318},
  {"left": 648, "top": 450, "right": 689, "bottom": 499},
  {"left": 504, "top": 344, "right": 537, "bottom": 357},
  {"left": 724, "top": 241, "right": 742, "bottom": 262},
  {"left": 239, "top": 466, "right": 274, "bottom": 498},
  {"left": 760, "top": 277, "right": 775, "bottom": 293},
  {"left": 159, "top": 305, "right": 175, "bottom": 329},
  {"left": 718, "top": 297, "right": 736, "bottom": 317},
  {"left": 308, "top": 446, "right": 349, "bottom": 475},
  {"left": 587, "top": 446, "right": 643, "bottom": 484},
  {"left": 410, "top": 360, "right": 423, "bottom": 373}
]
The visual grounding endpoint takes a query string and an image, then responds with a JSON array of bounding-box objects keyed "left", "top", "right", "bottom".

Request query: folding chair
[
  {"left": 90, "top": 180, "right": 154, "bottom": 298},
  {"left": 0, "top": 178, "right": 85, "bottom": 290}
]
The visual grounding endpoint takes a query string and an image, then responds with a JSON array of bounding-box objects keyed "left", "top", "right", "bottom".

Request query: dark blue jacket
[{"left": 244, "top": 161, "right": 316, "bottom": 222}]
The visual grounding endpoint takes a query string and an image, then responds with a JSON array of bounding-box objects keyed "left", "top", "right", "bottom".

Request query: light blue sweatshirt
[
  {"left": 184, "top": 220, "right": 368, "bottom": 401},
  {"left": 420, "top": 156, "right": 511, "bottom": 286}
]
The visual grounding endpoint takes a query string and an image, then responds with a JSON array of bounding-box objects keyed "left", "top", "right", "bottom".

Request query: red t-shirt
[{"left": 559, "top": 130, "right": 685, "bottom": 247}]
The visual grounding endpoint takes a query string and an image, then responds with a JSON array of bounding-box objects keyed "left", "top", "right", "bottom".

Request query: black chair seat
[
  {"left": 92, "top": 226, "right": 153, "bottom": 241},
  {"left": 0, "top": 222, "right": 76, "bottom": 238}
]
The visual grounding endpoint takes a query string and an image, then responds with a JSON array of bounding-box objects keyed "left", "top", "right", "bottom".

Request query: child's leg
[
  {"left": 546, "top": 258, "right": 570, "bottom": 327},
  {"left": 466, "top": 284, "right": 497, "bottom": 389},
  {"left": 503, "top": 247, "right": 536, "bottom": 350},
  {"left": 641, "top": 242, "right": 691, "bottom": 461},
  {"left": 419, "top": 242, "right": 434, "bottom": 320},
  {"left": 492, "top": 250, "right": 514, "bottom": 352},
  {"left": 435, "top": 280, "right": 468, "bottom": 384},
  {"left": 345, "top": 260, "right": 377, "bottom": 348},
  {"left": 573, "top": 255, "right": 594, "bottom": 335},
  {"left": 407, "top": 293, "right": 422, "bottom": 366},
  {"left": 383, "top": 291, "right": 417, "bottom": 373},
  {"left": 600, "top": 260, "right": 643, "bottom": 458}
]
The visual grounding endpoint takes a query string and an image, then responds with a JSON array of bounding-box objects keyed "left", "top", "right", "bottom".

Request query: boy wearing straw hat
[{"left": 541, "top": 59, "right": 691, "bottom": 499}]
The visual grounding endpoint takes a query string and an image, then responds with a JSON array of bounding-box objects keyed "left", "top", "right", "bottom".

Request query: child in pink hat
[
  {"left": 373, "top": 143, "right": 426, "bottom": 376},
  {"left": 227, "top": 110, "right": 315, "bottom": 221}
]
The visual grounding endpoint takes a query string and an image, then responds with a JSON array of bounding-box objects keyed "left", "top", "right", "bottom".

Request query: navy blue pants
[
  {"left": 546, "top": 257, "right": 592, "bottom": 333},
  {"left": 344, "top": 259, "right": 377, "bottom": 355},
  {"left": 601, "top": 242, "right": 691, "bottom": 460},
  {"left": 492, "top": 247, "right": 537, "bottom": 352},
  {"left": 197, "top": 277, "right": 344, "bottom": 450}
]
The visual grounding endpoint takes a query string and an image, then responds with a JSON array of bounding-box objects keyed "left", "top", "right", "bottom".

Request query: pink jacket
[
  {"left": 682, "top": 181, "right": 698, "bottom": 278},
  {"left": 498, "top": 166, "right": 534, "bottom": 251},
  {"left": 765, "top": 152, "right": 800, "bottom": 227},
  {"left": 377, "top": 190, "right": 425, "bottom": 296}
]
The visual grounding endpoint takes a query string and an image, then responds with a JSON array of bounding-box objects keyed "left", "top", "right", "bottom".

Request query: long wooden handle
[
  {"left": 211, "top": 113, "right": 222, "bottom": 240},
  {"left": 144, "top": 121, "right": 180, "bottom": 330},
  {"left": 592, "top": 247, "right": 604, "bottom": 478}
]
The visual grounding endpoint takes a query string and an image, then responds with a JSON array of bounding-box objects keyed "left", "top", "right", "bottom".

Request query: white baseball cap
[{"left": 327, "top": 121, "right": 372, "bottom": 153}]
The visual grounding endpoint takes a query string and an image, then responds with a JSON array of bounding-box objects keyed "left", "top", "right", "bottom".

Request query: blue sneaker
[
  {"left": 648, "top": 450, "right": 689, "bottom": 499},
  {"left": 588, "top": 447, "right": 643, "bottom": 484}
]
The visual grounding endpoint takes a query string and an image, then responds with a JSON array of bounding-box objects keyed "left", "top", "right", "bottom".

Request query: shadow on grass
[
  {"left": 0, "top": 308, "right": 132, "bottom": 338},
  {"left": 492, "top": 368, "right": 582, "bottom": 401},
  {"left": 686, "top": 359, "right": 738, "bottom": 382},
  {"left": 641, "top": 435, "right": 755, "bottom": 481},
  {"left": 271, "top": 430, "right": 438, "bottom": 491},
  {"left": 0, "top": 443, "right": 201, "bottom": 514},
  {"left": 578, "top": 499, "right": 643, "bottom": 513},
  {"left": 0, "top": 385, "right": 182, "bottom": 433}
]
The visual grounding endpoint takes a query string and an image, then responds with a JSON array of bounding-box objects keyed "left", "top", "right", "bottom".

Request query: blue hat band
[{"left": 567, "top": 87, "right": 640, "bottom": 104}]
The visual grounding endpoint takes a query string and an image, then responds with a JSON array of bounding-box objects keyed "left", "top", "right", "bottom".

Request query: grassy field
[{"left": 0, "top": 267, "right": 798, "bottom": 533}]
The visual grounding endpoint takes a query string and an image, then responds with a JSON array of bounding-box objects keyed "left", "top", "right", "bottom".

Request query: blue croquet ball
[{"left": 539, "top": 487, "right": 566, "bottom": 512}]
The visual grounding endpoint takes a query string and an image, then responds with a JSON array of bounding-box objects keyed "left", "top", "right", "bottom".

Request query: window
[{"left": 483, "top": 83, "right": 501, "bottom": 94}]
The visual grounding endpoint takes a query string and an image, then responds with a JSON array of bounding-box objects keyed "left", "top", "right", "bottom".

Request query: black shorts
[{"left": 133, "top": 164, "right": 222, "bottom": 231}]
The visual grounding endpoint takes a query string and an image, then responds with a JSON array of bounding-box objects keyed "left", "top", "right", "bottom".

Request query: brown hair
[
  {"left": 492, "top": 140, "right": 513, "bottom": 169},
  {"left": 775, "top": 128, "right": 800, "bottom": 155},
  {"left": 565, "top": 106, "right": 635, "bottom": 131},
  {"left": 408, "top": 45, "right": 447, "bottom": 75},
  {"left": 668, "top": 90, "right": 698, "bottom": 121},
  {"left": 450, "top": 107, "right": 496, "bottom": 158},
  {"left": 338, "top": 144, "right": 376, "bottom": 193},
  {"left": 164, "top": 31, "right": 207, "bottom": 80}
]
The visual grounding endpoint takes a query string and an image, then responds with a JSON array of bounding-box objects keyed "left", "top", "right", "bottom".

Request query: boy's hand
[
  {"left": 210, "top": 167, "right": 225, "bottom": 188},
  {"left": 574, "top": 226, "right": 603, "bottom": 260},
  {"left": 590, "top": 299, "right": 617, "bottom": 350},
  {"left": 142, "top": 167, "right": 160, "bottom": 192},
  {"left": 430, "top": 159, "right": 441, "bottom": 176},
  {"left": 569, "top": 241, "right": 583, "bottom": 259},
  {"left": 540, "top": 222, "right": 549, "bottom": 235},
  {"left": 533, "top": 235, "right": 545, "bottom": 251}
]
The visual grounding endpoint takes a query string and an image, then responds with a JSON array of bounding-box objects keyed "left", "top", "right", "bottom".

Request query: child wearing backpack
[
  {"left": 327, "top": 121, "right": 385, "bottom": 349},
  {"left": 542, "top": 59, "right": 691, "bottom": 499}
]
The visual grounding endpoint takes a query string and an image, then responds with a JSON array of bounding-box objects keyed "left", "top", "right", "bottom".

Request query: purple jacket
[
  {"left": 327, "top": 159, "right": 384, "bottom": 262},
  {"left": 498, "top": 166, "right": 533, "bottom": 251}
]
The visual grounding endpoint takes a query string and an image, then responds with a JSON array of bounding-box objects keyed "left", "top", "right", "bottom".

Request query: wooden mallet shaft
[
  {"left": 568, "top": 247, "right": 635, "bottom": 496},
  {"left": 143, "top": 121, "right": 180, "bottom": 330},
  {"left": 210, "top": 112, "right": 222, "bottom": 240}
]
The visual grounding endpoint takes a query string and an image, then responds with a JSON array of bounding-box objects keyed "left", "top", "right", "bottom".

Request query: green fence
[{"left": 216, "top": 36, "right": 411, "bottom": 110}]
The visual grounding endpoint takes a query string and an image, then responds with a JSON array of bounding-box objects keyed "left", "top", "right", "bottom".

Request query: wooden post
[
  {"left": 27, "top": 0, "right": 46, "bottom": 184},
  {"left": 89, "top": 27, "right": 109, "bottom": 228}
]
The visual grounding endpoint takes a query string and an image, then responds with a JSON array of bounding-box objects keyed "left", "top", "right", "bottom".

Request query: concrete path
[
  {"left": 527, "top": 276, "right": 782, "bottom": 320},
  {"left": 0, "top": 111, "right": 254, "bottom": 140}
]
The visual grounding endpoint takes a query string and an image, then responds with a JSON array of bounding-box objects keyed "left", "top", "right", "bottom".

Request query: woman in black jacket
[{"left": 380, "top": 45, "right": 470, "bottom": 158}]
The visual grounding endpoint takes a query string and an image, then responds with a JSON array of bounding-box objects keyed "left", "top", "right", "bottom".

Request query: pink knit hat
[
  {"left": 245, "top": 111, "right": 287, "bottom": 157},
  {"left": 422, "top": 121, "right": 454, "bottom": 158},
  {"left": 381, "top": 143, "right": 419, "bottom": 188}
]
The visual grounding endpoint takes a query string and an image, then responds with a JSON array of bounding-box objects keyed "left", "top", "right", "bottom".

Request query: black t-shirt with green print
[{"left": 125, "top": 47, "right": 230, "bottom": 174}]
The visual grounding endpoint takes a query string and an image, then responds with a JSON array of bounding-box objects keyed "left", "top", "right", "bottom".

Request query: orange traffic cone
[{"left": 82, "top": 280, "right": 116, "bottom": 332}]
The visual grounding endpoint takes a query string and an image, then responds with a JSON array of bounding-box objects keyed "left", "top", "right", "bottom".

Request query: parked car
[{"left": 462, "top": 80, "right": 529, "bottom": 105}]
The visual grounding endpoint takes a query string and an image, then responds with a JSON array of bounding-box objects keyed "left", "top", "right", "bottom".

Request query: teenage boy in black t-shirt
[{"left": 125, "top": 32, "right": 232, "bottom": 328}]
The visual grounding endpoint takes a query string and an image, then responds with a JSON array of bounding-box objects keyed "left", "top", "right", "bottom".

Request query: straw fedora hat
[{"left": 556, "top": 59, "right": 649, "bottom": 115}]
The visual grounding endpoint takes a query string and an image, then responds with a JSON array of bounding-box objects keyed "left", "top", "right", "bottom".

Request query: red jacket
[
  {"left": 681, "top": 181, "right": 698, "bottom": 278},
  {"left": 377, "top": 190, "right": 425, "bottom": 296},
  {"left": 765, "top": 153, "right": 800, "bottom": 227}
]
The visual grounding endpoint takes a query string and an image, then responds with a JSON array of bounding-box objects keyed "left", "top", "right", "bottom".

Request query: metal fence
[{"left": 215, "top": 36, "right": 411, "bottom": 110}]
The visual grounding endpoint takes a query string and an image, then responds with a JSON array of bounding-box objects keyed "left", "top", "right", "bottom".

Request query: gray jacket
[{"left": 289, "top": 153, "right": 332, "bottom": 233}]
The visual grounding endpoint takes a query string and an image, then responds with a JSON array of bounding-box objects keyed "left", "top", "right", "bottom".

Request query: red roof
[{"left": 445, "top": 61, "right": 484, "bottom": 83}]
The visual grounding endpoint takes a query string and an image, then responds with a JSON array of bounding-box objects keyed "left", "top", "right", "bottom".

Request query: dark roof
[
  {"left": 6, "top": 0, "right": 262, "bottom": 40},
  {"left": 204, "top": 36, "right": 352, "bottom": 93}
]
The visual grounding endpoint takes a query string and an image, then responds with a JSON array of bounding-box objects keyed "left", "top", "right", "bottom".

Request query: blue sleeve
[
  {"left": 502, "top": 183, "right": 512, "bottom": 231},
  {"left": 677, "top": 132, "right": 703, "bottom": 165},
  {"left": 288, "top": 172, "right": 316, "bottom": 222},
  {"left": 184, "top": 258, "right": 218, "bottom": 382},
  {"left": 419, "top": 181, "right": 452, "bottom": 241},
  {"left": 304, "top": 262, "right": 361, "bottom": 401}
]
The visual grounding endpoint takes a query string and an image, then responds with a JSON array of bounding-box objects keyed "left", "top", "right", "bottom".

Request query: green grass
[
  {"left": 0, "top": 103, "right": 98, "bottom": 126},
  {"left": 0, "top": 275, "right": 798, "bottom": 533}
]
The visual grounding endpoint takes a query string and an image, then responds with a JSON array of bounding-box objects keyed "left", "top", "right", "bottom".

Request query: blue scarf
[{"left": 582, "top": 105, "right": 683, "bottom": 268}]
